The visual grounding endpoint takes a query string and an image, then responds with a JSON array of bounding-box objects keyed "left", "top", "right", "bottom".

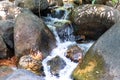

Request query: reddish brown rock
[
  {"left": 66, "top": 45, "right": 83, "bottom": 63},
  {"left": 19, "top": 49, "right": 43, "bottom": 75}
]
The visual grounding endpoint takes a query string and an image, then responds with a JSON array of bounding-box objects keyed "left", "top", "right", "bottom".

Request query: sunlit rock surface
[
  {"left": 72, "top": 23, "right": 120, "bottom": 80},
  {"left": 19, "top": 49, "right": 43, "bottom": 75}
]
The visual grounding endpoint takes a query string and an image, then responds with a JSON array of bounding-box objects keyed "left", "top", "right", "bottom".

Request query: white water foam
[
  {"left": 42, "top": 6, "right": 94, "bottom": 80},
  {"left": 42, "top": 41, "right": 78, "bottom": 80},
  {"left": 43, "top": 22, "right": 94, "bottom": 80}
]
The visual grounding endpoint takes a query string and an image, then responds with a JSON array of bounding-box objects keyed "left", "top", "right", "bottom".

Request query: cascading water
[{"left": 42, "top": 5, "right": 94, "bottom": 80}]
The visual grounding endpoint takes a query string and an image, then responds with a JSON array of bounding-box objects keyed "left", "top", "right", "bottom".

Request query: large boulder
[
  {"left": 14, "top": 10, "right": 56, "bottom": 58},
  {"left": 72, "top": 22, "right": 120, "bottom": 80},
  {"left": 71, "top": 4, "right": 120, "bottom": 40}
]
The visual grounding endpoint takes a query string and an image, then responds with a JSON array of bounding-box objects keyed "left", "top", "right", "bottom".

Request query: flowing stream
[{"left": 42, "top": 5, "right": 94, "bottom": 80}]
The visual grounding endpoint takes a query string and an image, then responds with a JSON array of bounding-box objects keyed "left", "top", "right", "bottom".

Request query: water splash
[
  {"left": 42, "top": 41, "right": 77, "bottom": 80},
  {"left": 42, "top": 6, "right": 94, "bottom": 80}
]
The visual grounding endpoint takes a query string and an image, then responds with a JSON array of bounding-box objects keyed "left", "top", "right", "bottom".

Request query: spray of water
[{"left": 42, "top": 5, "right": 94, "bottom": 80}]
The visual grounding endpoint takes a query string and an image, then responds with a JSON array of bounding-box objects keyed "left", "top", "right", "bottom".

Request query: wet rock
[
  {"left": 6, "top": 69, "right": 45, "bottom": 80},
  {"left": 71, "top": 4, "right": 120, "bottom": 40},
  {"left": 66, "top": 45, "right": 83, "bottom": 63},
  {"left": 0, "top": 36, "right": 7, "bottom": 59},
  {"left": 54, "top": 20, "right": 75, "bottom": 42},
  {"left": 14, "top": 10, "right": 56, "bottom": 58},
  {"left": 51, "top": 8, "right": 65, "bottom": 19},
  {"left": 47, "top": 56, "right": 66, "bottom": 76},
  {"left": 19, "top": 49, "right": 43, "bottom": 75},
  {"left": 15, "top": 0, "right": 49, "bottom": 11},
  {"left": 72, "top": 22, "right": 120, "bottom": 80},
  {"left": 0, "top": 66, "right": 14, "bottom": 80}
]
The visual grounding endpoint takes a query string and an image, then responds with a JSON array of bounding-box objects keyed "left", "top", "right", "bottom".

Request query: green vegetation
[
  {"left": 112, "top": 0, "right": 119, "bottom": 3},
  {"left": 92, "top": 0, "right": 96, "bottom": 4}
]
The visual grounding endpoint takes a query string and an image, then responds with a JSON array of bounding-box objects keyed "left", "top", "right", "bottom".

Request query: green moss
[{"left": 72, "top": 49, "right": 105, "bottom": 80}]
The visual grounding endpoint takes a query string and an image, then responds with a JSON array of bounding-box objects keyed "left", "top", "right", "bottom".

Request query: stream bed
[{"left": 42, "top": 4, "right": 94, "bottom": 80}]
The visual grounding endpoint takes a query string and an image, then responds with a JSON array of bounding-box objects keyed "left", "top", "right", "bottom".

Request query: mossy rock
[
  {"left": 72, "top": 51, "right": 105, "bottom": 80},
  {"left": 72, "top": 22, "right": 120, "bottom": 80}
]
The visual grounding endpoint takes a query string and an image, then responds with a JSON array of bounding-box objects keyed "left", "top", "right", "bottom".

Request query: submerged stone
[
  {"left": 66, "top": 45, "right": 83, "bottom": 63},
  {"left": 47, "top": 56, "right": 66, "bottom": 77}
]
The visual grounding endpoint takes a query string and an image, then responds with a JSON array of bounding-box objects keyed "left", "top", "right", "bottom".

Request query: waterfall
[{"left": 42, "top": 5, "right": 94, "bottom": 80}]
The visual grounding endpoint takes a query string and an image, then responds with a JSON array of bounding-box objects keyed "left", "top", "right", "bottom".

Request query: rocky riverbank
[{"left": 0, "top": 0, "right": 120, "bottom": 80}]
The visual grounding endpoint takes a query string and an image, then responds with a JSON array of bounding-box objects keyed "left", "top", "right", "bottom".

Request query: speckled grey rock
[
  {"left": 72, "top": 22, "right": 120, "bottom": 80},
  {"left": 6, "top": 69, "right": 45, "bottom": 80},
  {"left": 0, "top": 66, "right": 14, "bottom": 80}
]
